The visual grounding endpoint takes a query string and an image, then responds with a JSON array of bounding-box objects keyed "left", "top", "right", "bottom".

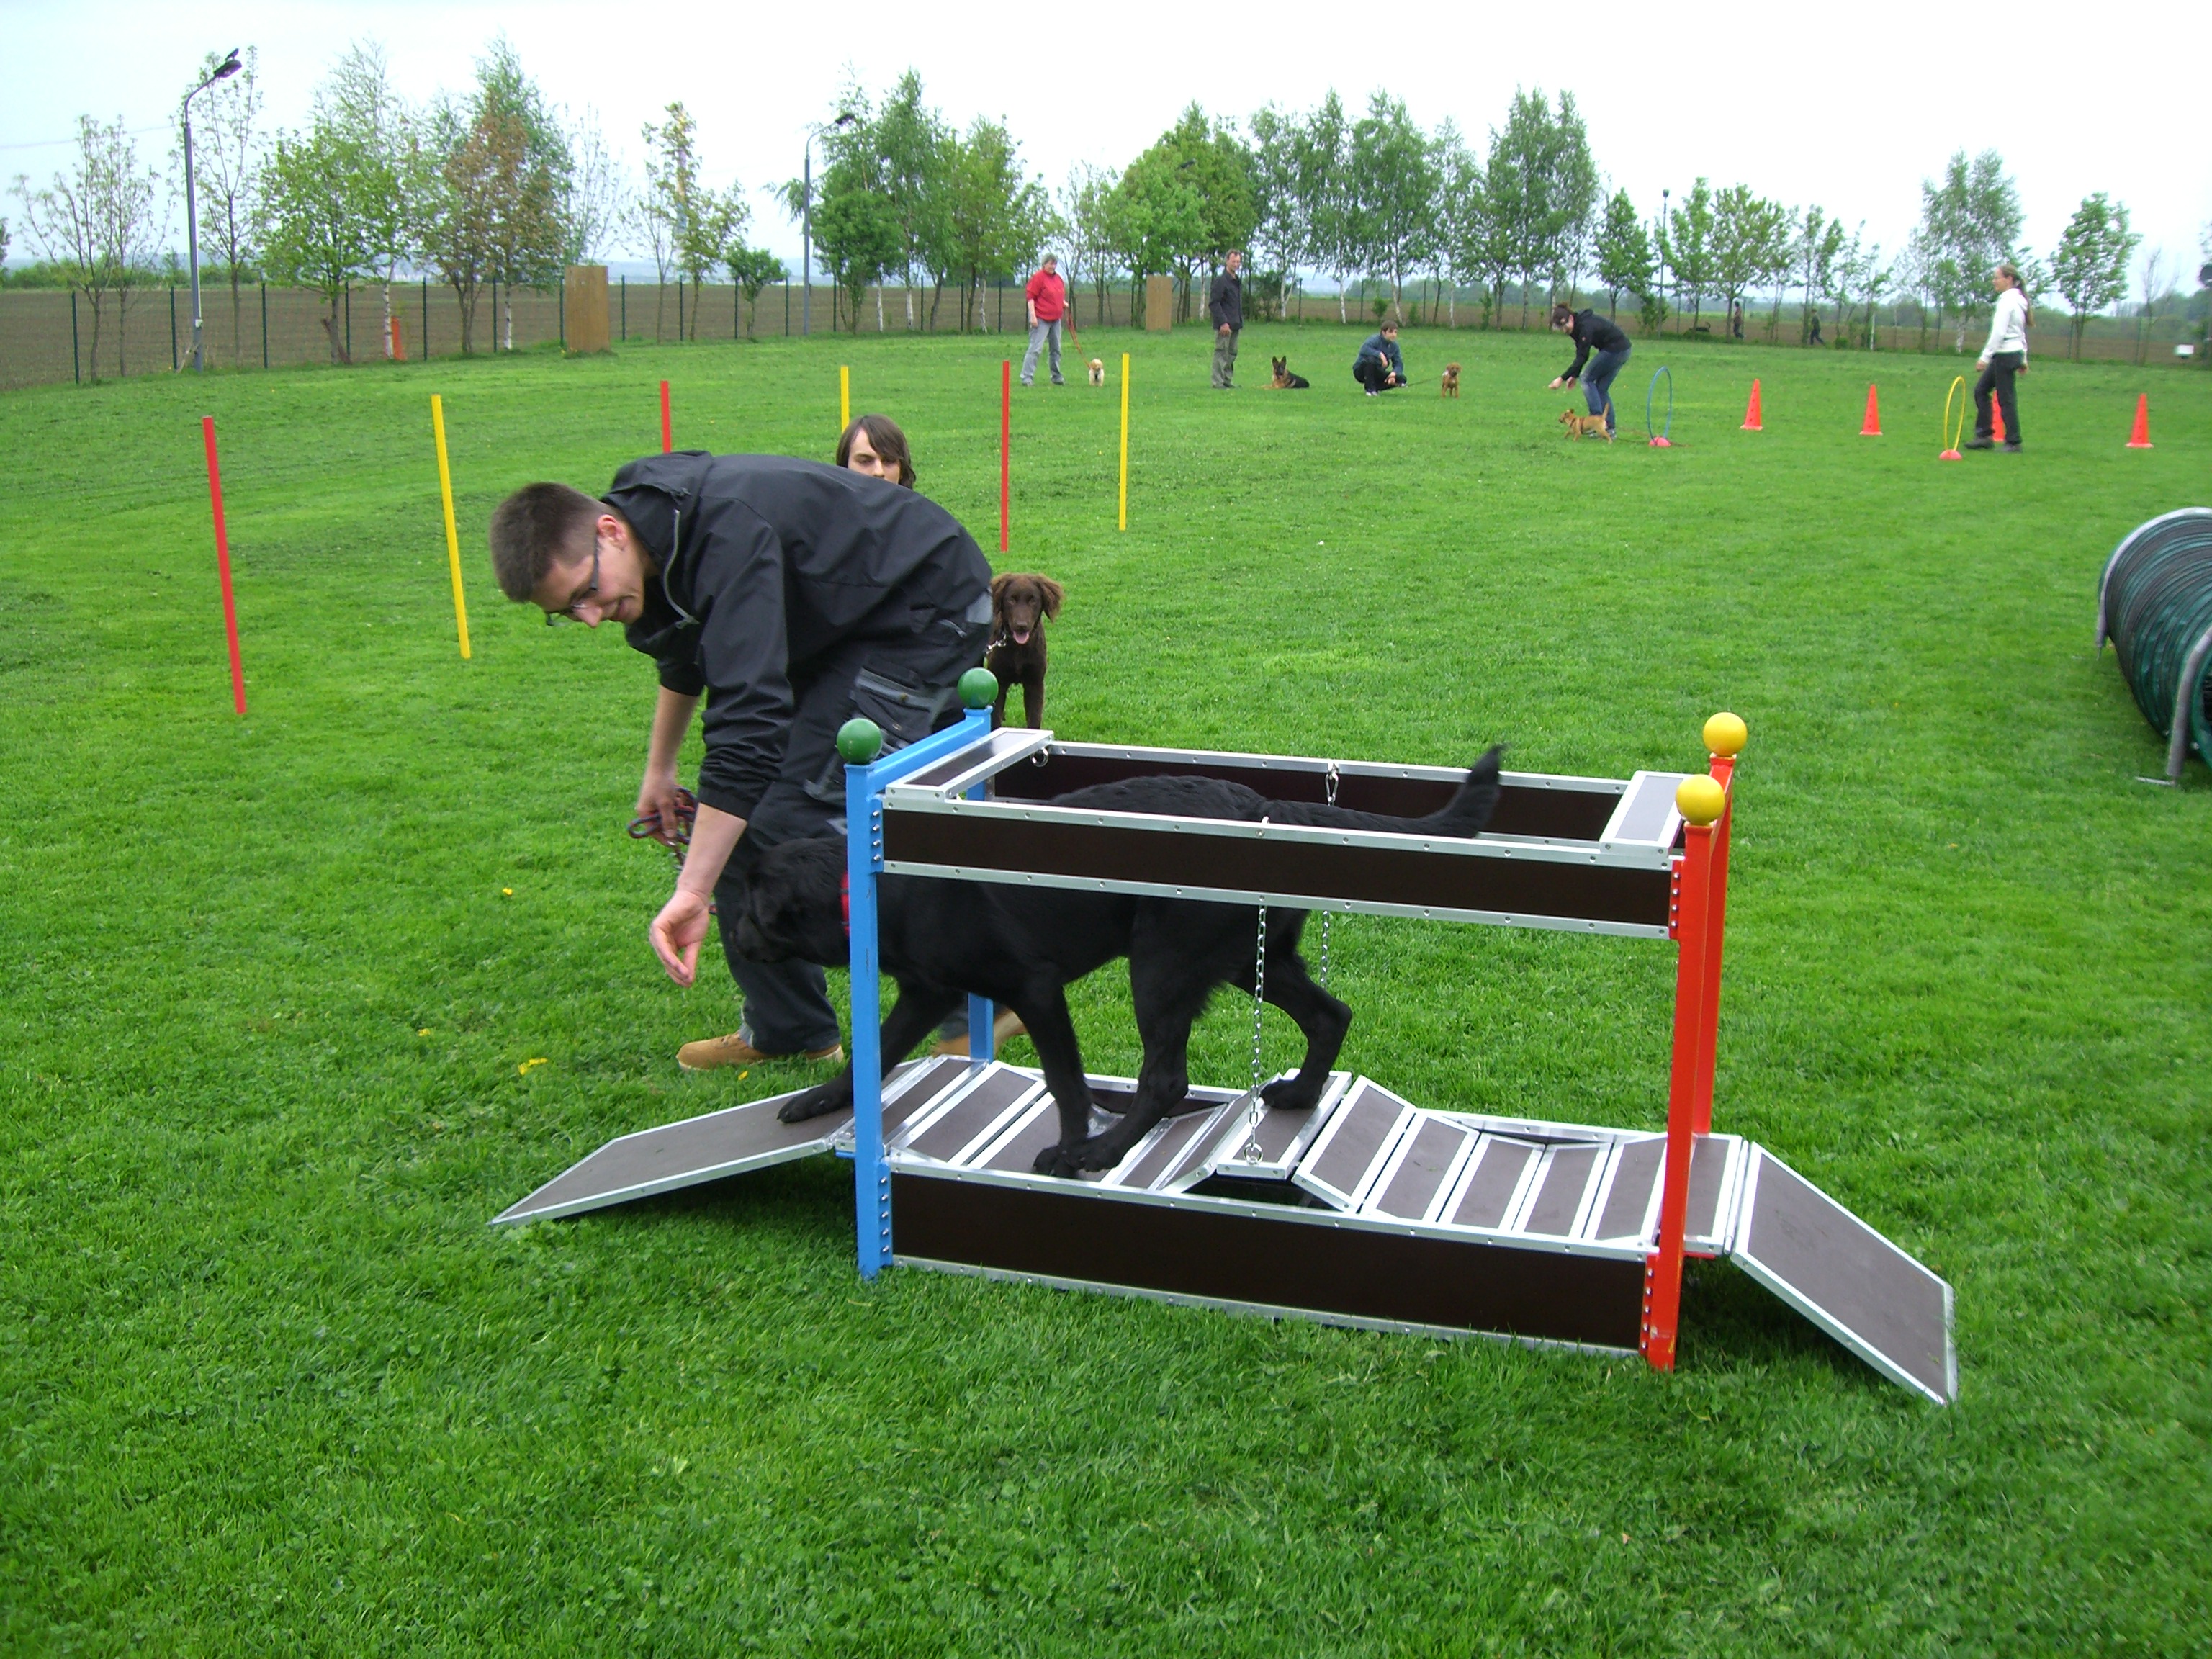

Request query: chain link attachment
[{"left": 1239, "top": 846, "right": 1271, "bottom": 1164}]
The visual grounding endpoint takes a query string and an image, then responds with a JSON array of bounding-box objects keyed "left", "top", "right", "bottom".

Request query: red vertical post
[
  {"left": 660, "top": 379, "right": 673, "bottom": 453},
  {"left": 1643, "top": 821, "right": 1713, "bottom": 1370},
  {"left": 999, "top": 359, "right": 1011, "bottom": 554},
  {"left": 1690, "top": 755, "right": 1735, "bottom": 1136},
  {"left": 200, "top": 416, "right": 247, "bottom": 716}
]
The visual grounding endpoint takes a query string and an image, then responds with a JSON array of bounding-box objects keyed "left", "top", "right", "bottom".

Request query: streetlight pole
[
  {"left": 181, "top": 48, "right": 240, "bottom": 373},
  {"left": 1659, "top": 186, "right": 1671, "bottom": 338},
  {"left": 800, "top": 112, "right": 856, "bottom": 338}
]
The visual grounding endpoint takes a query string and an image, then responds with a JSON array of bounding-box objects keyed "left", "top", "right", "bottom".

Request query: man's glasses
[{"left": 546, "top": 539, "right": 602, "bottom": 626}]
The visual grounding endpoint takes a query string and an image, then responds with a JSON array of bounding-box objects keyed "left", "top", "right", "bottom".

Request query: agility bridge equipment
[
  {"left": 498, "top": 696, "right": 1956, "bottom": 1403},
  {"left": 2096, "top": 508, "right": 2212, "bottom": 783}
]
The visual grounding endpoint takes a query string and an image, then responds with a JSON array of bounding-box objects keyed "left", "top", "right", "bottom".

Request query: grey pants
[
  {"left": 1020, "top": 319, "right": 1064, "bottom": 385},
  {"left": 1212, "top": 327, "right": 1239, "bottom": 387}
]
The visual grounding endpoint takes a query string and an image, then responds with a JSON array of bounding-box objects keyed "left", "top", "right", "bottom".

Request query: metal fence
[{"left": 2, "top": 276, "right": 2199, "bottom": 392}]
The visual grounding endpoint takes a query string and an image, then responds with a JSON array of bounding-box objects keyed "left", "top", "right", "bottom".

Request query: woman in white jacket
[{"left": 1967, "top": 262, "right": 2031, "bottom": 451}]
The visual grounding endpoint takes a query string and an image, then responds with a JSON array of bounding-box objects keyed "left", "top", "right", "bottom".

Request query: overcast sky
[{"left": 5, "top": 1, "right": 2208, "bottom": 292}]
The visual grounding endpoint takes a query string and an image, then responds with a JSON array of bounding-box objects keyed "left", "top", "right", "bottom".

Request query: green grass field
[{"left": 4, "top": 322, "right": 2208, "bottom": 1655}]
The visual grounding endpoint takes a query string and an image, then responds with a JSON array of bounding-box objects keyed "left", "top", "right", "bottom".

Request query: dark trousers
[
  {"left": 1581, "top": 346, "right": 1629, "bottom": 431},
  {"left": 711, "top": 612, "right": 988, "bottom": 1051},
  {"left": 1974, "top": 352, "right": 2022, "bottom": 443},
  {"left": 1353, "top": 358, "right": 1401, "bottom": 392}
]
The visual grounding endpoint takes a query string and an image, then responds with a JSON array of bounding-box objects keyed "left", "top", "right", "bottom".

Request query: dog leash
[{"left": 627, "top": 787, "right": 699, "bottom": 870}]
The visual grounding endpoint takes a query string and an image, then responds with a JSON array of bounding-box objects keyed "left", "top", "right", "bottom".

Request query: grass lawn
[{"left": 3, "top": 320, "right": 2208, "bottom": 1655}]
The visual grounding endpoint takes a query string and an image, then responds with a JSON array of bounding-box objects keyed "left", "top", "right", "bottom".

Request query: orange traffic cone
[
  {"left": 1991, "top": 395, "right": 2007, "bottom": 444},
  {"left": 1741, "top": 379, "right": 1763, "bottom": 431},
  {"left": 1860, "top": 384, "right": 1881, "bottom": 436},
  {"left": 2126, "top": 394, "right": 2152, "bottom": 449}
]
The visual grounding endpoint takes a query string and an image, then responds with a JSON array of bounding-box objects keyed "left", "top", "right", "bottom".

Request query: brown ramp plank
[{"left": 1732, "top": 1147, "right": 1957, "bottom": 1405}]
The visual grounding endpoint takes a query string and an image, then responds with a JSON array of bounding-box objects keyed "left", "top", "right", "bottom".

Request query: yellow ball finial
[
  {"left": 1676, "top": 774, "right": 1727, "bottom": 827},
  {"left": 1703, "top": 711, "right": 1748, "bottom": 757}
]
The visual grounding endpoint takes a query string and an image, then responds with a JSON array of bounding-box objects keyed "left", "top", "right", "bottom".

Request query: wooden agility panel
[
  {"left": 565, "top": 265, "right": 610, "bottom": 354},
  {"left": 1143, "top": 274, "right": 1174, "bottom": 332}
]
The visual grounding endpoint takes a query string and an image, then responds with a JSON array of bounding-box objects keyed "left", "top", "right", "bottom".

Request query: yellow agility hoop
[{"left": 1941, "top": 376, "right": 1966, "bottom": 461}]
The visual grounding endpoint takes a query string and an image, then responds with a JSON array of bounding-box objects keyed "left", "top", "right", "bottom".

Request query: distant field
[{"left": 2, "top": 325, "right": 2207, "bottom": 1655}]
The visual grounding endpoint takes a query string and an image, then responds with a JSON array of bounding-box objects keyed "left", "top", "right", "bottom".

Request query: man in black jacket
[
  {"left": 489, "top": 452, "right": 992, "bottom": 1070},
  {"left": 1547, "top": 303, "right": 1633, "bottom": 438},
  {"left": 1353, "top": 323, "right": 1408, "bottom": 394},
  {"left": 1208, "top": 249, "right": 1243, "bottom": 388}
]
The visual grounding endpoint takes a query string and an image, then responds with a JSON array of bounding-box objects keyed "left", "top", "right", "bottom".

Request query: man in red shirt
[{"left": 1020, "top": 254, "right": 1071, "bottom": 387}]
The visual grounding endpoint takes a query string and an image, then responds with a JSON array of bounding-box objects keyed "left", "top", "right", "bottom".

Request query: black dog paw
[
  {"left": 1259, "top": 1076, "right": 1322, "bottom": 1112},
  {"left": 1032, "top": 1143, "right": 1083, "bottom": 1179},
  {"left": 778, "top": 1089, "right": 847, "bottom": 1123}
]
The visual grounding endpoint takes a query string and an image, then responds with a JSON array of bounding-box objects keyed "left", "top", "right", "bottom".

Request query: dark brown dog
[{"left": 985, "top": 572, "right": 1064, "bottom": 727}]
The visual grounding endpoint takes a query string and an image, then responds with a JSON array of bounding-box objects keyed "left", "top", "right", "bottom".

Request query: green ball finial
[
  {"left": 837, "top": 717, "right": 885, "bottom": 765},
  {"left": 958, "top": 667, "right": 999, "bottom": 710}
]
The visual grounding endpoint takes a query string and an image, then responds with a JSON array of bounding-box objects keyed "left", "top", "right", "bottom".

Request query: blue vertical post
[
  {"left": 967, "top": 768, "right": 994, "bottom": 1068},
  {"left": 842, "top": 677, "right": 1001, "bottom": 1279},
  {"left": 845, "top": 732, "right": 891, "bottom": 1280}
]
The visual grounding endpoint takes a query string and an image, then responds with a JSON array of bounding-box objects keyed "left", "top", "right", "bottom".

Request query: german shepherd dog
[
  {"left": 728, "top": 751, "right": 1503, "bottom": 1177},
  {"left": 1269, "top": 356, "right": 1311, "bottom": 389}
]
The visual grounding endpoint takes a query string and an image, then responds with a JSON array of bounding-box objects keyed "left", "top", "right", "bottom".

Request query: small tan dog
[
  {"left": 1087, "top": 358, "right": 1105, "bottom": 387},
  {"left": 1559, "top": 409, "right": 1612, "bottom": 441},
  {"left": 1440, "top": 363, "right": 1462, "bottom": 398}
]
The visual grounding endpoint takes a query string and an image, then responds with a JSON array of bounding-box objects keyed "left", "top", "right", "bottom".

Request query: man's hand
[
  {"left": 1218, "top": 321, "right": 1231, "bottom": 336},
  {"left": 635, "top": 770, "right": 689, "bottom": 848},
  {"left": 650, "top": 887, "right": 713, "bottom": 986}
]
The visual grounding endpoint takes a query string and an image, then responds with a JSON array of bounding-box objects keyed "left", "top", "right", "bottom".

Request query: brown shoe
[
  {"left": 929, "top": 1010, "right": 1030, "bottom": 1058},
  {"left": 677, "top": 1031, "right": 843, "bottom": 1071}
]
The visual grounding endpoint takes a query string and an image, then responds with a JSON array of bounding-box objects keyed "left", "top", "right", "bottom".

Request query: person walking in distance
[
  {"left": 1965, "top": 261, "right": 2031, "bottom": 452},
  {"left": 1209, "top": 250, "right": 1244, "bottom": 388},
  {"left": 1020, "top": 254, "right": 1069, "bottom": 388},
  {"left": 1547, "top": 302, "right": 1633, "bottom": 439}
]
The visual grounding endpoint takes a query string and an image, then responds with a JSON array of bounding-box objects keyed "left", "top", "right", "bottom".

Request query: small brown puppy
[
  {"left": 1440, "top": 363, "right": 1462, "bottom": 398},
  {"left": 1087, "top": 358, "right": 1105, "bottom": 387},
  {"left": 985, "top": 572, "right": 1065, "bottom": 727},
  {"left": 1559, "top": 409, "right": 1612, "bottom": 441}
]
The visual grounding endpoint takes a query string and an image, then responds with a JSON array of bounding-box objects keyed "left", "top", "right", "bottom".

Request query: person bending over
[
  {"left": 1547, "top": 303, "right": 1632, "bottom": 438},
  {"left": 1354, "top": 323, "right": 1407, "bottom": 395},
  {"left": 488, "top": 453, "right": 992, "bottom": 1072},
  {"left": 1965, "top": 262, "right": 2030, "bottom": 453}
]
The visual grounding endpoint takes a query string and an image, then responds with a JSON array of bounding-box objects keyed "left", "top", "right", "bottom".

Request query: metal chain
[
  {"left": 1241, "top": 882, "right": 1269, "bottom": 1162},
  {"left": 1318, "top": 762, "right": 1339, "bottom": 989}
]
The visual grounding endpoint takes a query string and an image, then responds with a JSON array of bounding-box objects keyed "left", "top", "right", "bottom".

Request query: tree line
[{"left": 8, "top": 42, "right": 2202, "bottom": 381}]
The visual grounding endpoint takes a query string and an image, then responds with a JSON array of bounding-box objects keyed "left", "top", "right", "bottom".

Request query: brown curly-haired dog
[{"left": 985, "top": 572, "right": 1064, "bottom": 727}]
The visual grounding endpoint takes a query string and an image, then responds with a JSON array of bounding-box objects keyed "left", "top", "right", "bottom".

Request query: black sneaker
[
  {"left": 1963, "top": 437, "right": 1995, "bottom": 450},
  {"left": 2002, "top": 441, "right": 2023, "bottom": 453}
]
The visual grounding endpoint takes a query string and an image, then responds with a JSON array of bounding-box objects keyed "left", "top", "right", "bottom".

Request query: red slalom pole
[
  {"left": 200, "top": 416, "right": 247, "bottom": 716},
  {"left": 999, "top": 359, "right": 1011, "bottom": 554},
  {"left": 660, "top": 380, "right": 673, "bottom": 452}
]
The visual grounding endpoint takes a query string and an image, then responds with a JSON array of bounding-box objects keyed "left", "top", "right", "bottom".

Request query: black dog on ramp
[{"left": 728, "top": 750, "right": 1503, "bottom": 1178}]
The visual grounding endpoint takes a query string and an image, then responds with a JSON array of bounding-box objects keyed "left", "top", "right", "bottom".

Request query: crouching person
[
  {"left": 488, "top": 452, "right": 993, "bottom": 1070},
  {"left": 1354, "top": 323, "right": 1407, "bottom": 395}
]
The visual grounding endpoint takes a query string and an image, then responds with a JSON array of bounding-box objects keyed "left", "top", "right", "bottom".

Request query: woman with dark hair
[
  {"left": 1546, "top": 302, "right": 1632, "bottom": 439},
  {"left": 1966, "top": 263, "right": 2031, "bottom": 452},
  {"left": 836, "top": 413, "right": 915, "bottom": 486}
]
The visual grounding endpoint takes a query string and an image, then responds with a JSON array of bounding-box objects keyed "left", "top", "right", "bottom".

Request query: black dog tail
[{"left": 1269, "top": 745, "right": 1503, "bottom": 838}]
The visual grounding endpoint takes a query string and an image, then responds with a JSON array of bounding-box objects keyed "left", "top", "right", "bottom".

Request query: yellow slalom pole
[
  {"left": 1118, "top": 352, "right": 1130, "bottom": 531},
  {"left": 431, "top": 394, "right": 471, "bottom": 659},
  {"left": 840, "top": 364, "right": 850, "bottom": 433}
]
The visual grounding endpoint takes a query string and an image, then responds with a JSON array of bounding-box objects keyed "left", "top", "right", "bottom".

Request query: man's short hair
[
  {"left": 488, "top": 482, "right": 602, "bottom": 602},
  {"left": 1040, "top": 253, "right": 1057, "bottom": 266},
  {"left": 1380, "top": 322, "right": 1399, "bottom": 335}
]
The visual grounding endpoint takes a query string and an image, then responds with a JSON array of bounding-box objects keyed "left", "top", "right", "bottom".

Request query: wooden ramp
[{"left": 494, "top": 1058, "right": 1954, "bottom": 1403}]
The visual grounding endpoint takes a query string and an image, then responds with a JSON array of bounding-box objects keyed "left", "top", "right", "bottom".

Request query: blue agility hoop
[{"left": 1646, "top": 366, "right": 1674, "bottom": 448}]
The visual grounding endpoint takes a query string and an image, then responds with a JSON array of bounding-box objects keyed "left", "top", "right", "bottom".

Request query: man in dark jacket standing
[
  {"left": 489, "top": 453, "right": 993, "bottom": 1071},
  {"left": 1208, "top": 249, "right": 1244, "bottom": 388}
]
